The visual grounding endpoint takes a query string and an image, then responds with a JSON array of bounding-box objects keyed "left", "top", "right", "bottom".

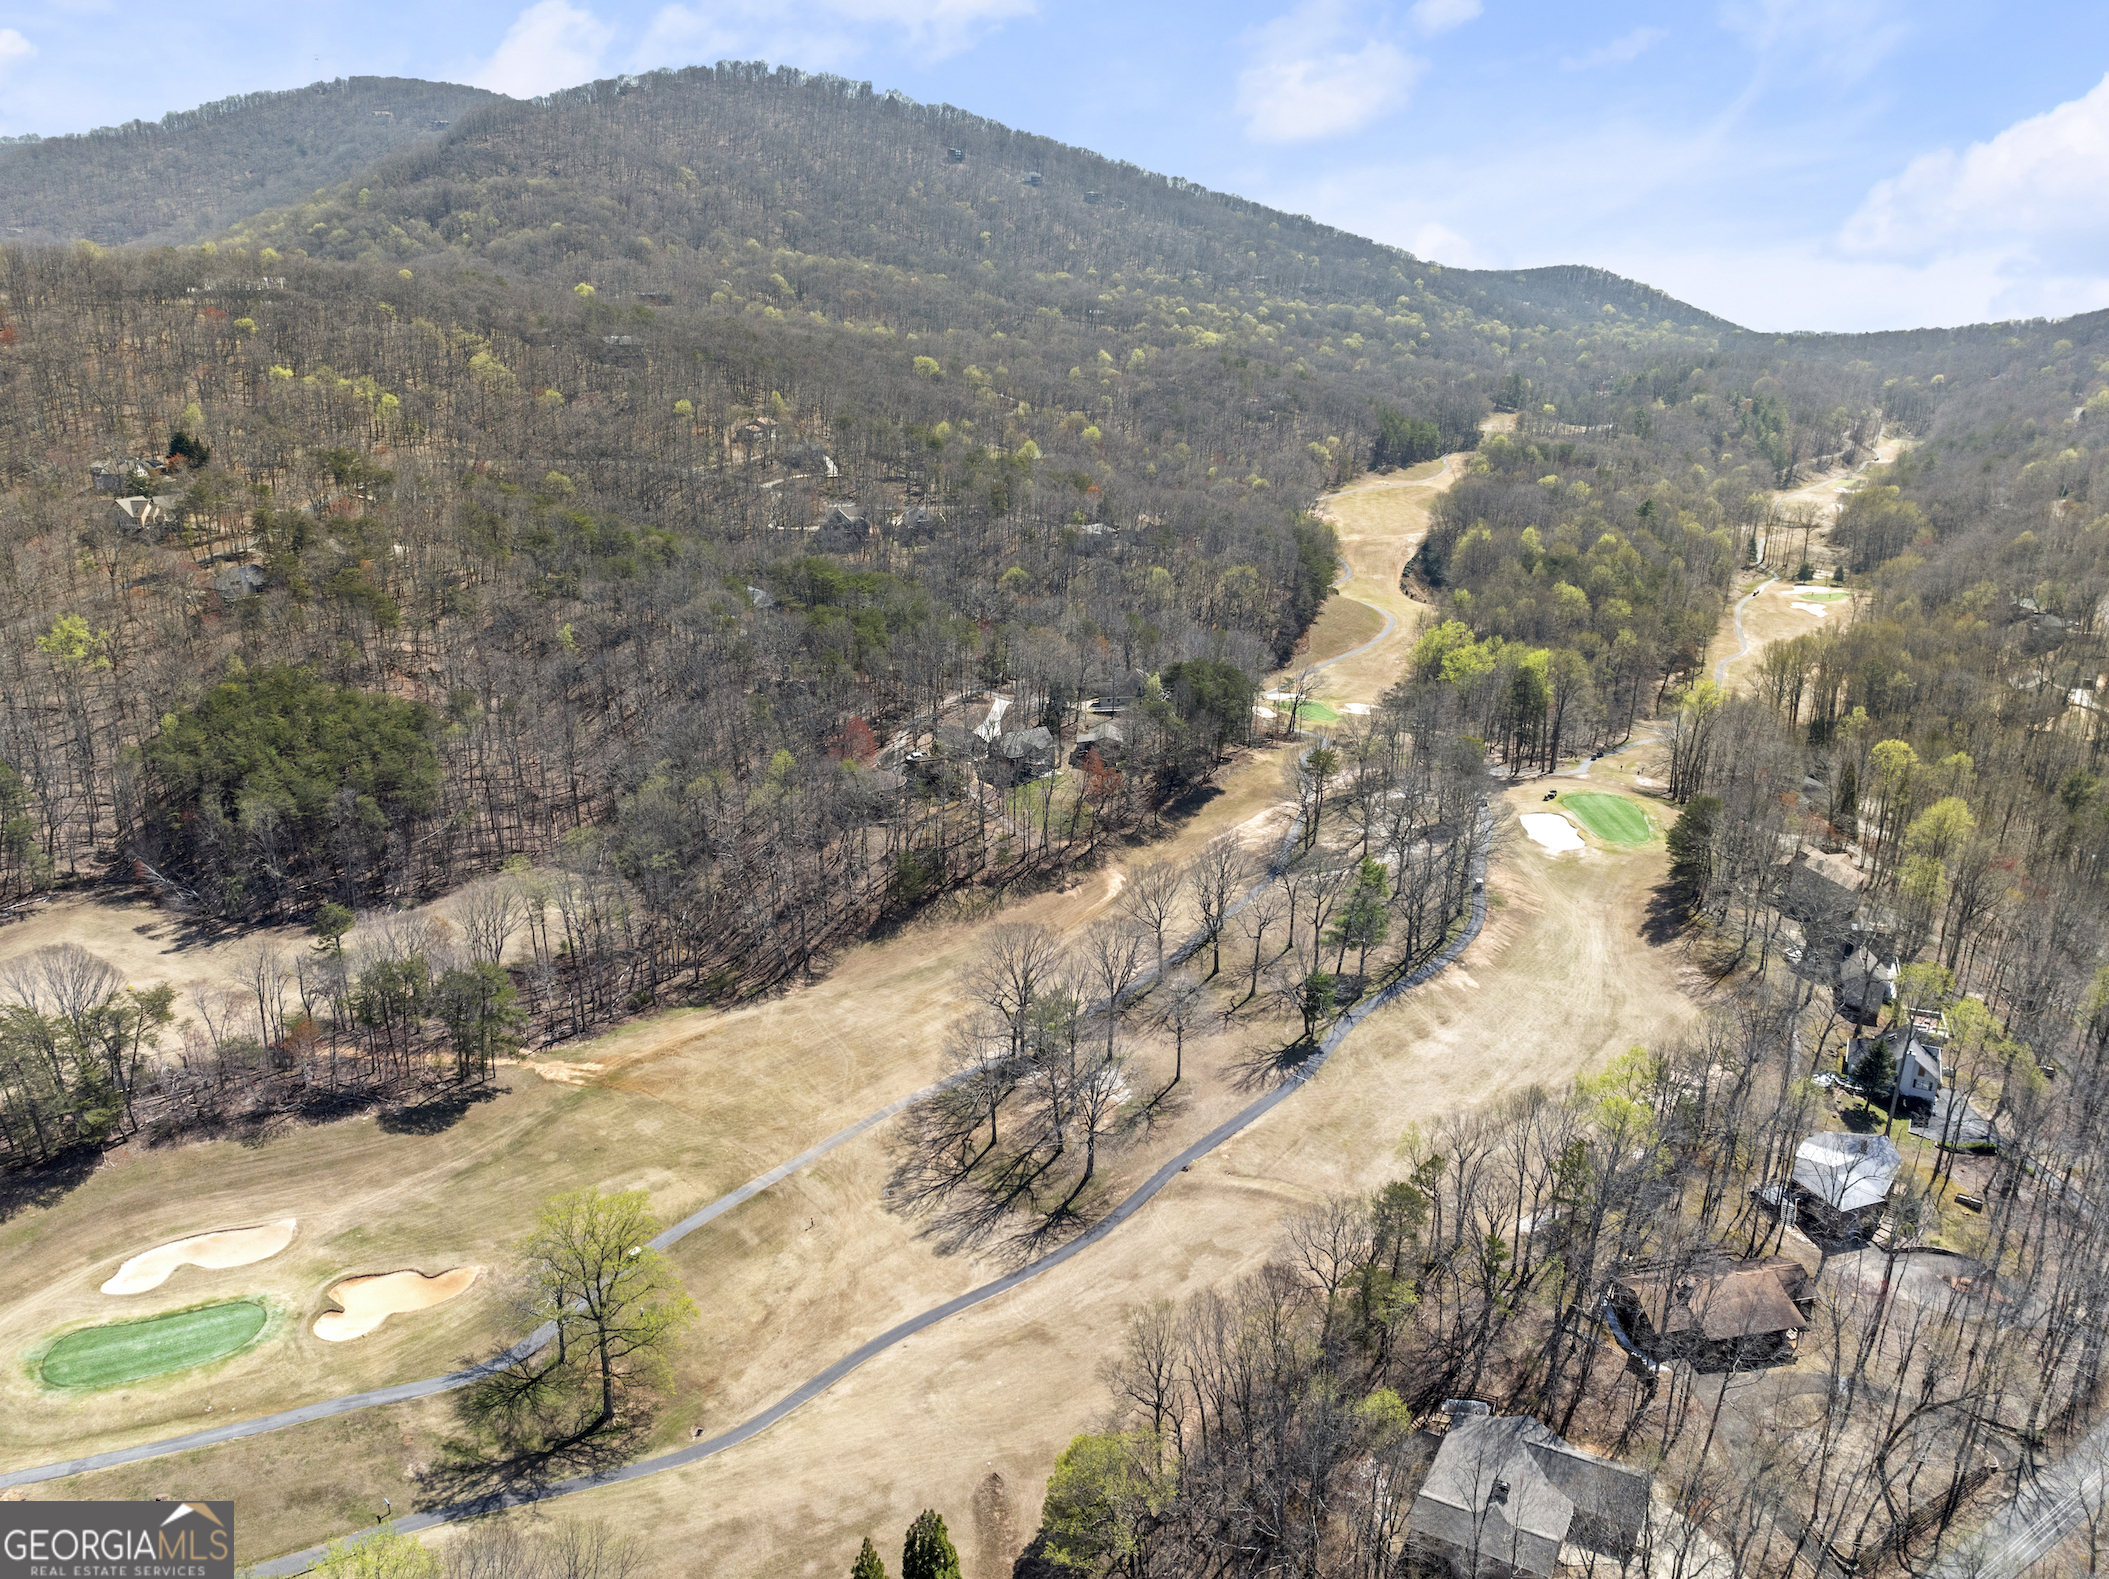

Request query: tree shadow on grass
[
  {"left": 1641, "top": 882, "right": 1693, "bottom": 948},
  {"left": 1159, "top": 779, "right": 1227, "bottom": 829},
  {"left": 377, "top": 1085, "right": 504, "bottom": 1136},
  {"left": 419, "top": 1373, "right": 656, "bottom": 1509},
  {"left": 1224, "top": 1035, "right": 1318, "bottom": 1095},
  {"left": 0, "top": 1146, "right": 100, "bottom": 1224},
  {"left": 881, "top": 1106, "right": 1117, "bottom": 1269}
]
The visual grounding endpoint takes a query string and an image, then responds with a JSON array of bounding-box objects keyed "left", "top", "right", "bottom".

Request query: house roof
[
  {"left": 1414, "top": 1416, "right": 1650, "bottom": 1573},
  {"left": 972, "top": 695, "right": 1011, "bottom": 742},
  {"left": 1793, "top": 1132, "right": 1902, "bottom": 1213},
  {"left": 1798, "top": 849, "right": 1868, "bottom": 893},
  {"left": 997, "top": 726, "right": 1054, "bottom": 757},
  {"left": 1616, "top": 1257, "right": 1809, "bottom": 1341},
  {"left": 1078, "top": 721, "right": 1125, "bottom": 747}
]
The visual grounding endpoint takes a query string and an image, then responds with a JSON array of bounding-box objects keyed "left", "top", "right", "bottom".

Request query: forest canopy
[{"left": 141, "top": 665, "right": 439, "bottom": 907}]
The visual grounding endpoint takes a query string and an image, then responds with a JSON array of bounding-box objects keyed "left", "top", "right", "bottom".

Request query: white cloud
[
  {"left": 1411, "top": 221, "right": 1477, "bottom": 265},
  {"left": 1842, "top": 71, "right": 2109, "bottom": 271},
  {"left": 0, "top": 28, "right": 35, "bottom": 71},
  {"left": 1603, "top": 238, "right": 2109, "bottom": 334},
  {"left": 1236, "top": 1, "right": 1422, "bottom": 144},
  {"left": 1409, "top": 0, "right": 1480, "bottom": 34},
  {"left": 1561, "top": 26, "right": 1666, "bottom": 71},
  {"left": 1238, "top": 39, "right": 1421, "bottom": 143},
  {"left": 1717, "top": 0, "right": 1903, "bottom": 77},
  {"left": 473, "top": 0, "right": 613, "bottom": 99}
]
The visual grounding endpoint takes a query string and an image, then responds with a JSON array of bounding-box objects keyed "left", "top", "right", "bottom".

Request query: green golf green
[
  {"left": 1561, "top": 792, "right": 1654, "bottom": 846},
  {"left": 1293, "top": 700, "right": 1341, "bottom": 724},
  {"left": 41, "top": 1300, "right": 269, "bottom": 1389}
]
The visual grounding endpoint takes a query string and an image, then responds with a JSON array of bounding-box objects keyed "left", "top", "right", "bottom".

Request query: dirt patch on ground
[
  {"left": 101, "top": 1219, "right": 299, "bottom": 1296},
  {"left": 314, "top": 1268, "right": 480, "bottom": 1342}
]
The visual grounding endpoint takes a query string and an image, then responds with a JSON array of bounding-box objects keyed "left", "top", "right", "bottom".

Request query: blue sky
[{"left": 3, "top": 0, "right": 2105, "bottom": 333}]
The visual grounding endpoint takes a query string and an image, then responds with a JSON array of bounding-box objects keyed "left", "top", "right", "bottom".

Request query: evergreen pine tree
[
  {"left": 901, "top": 1510, "right": 961, "bottom": 1579},
  {"left": 1664, "top": 795, "right": 1720, "bottom": 916},
  {"left": 851, "top": 1536, "right": 888, "bottom": 1579}
]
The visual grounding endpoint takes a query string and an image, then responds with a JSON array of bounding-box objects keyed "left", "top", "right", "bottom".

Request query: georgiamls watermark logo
[{"left": 1, "top": 1500, "right": 232, "bottom": 1578}]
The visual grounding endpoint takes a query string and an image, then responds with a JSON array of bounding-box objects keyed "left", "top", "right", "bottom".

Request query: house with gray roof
[
  {"left": 1789, "top": 1131, "right": 1901, "bottom": 1237},
  {"left": 986, "top": 726, "right": 1056, "bottom": 787},
  {"left": 1410, "top": 1414, "right": 1650, "bottom": 1579},
  {"left": 1071, "top": 719, "right": 1126, "bottom": 768}
]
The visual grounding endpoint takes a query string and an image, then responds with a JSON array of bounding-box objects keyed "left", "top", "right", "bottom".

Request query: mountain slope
[{"left": 0, "top": 77, "right": 501, "bottom": 247}]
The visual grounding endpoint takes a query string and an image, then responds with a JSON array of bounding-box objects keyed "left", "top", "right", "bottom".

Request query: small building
[
  {"left": 1789, "top": 1132, "right": 1901, "bottom": 1237},
  {"left": 1837, "top": 944, "right": 1897, "bottom": 1023},
  {"left": 987, "top": 726, "right": 1057, "bottom": 787},
  {"left": 893, "top": 504, "right": 940, "bottom": 538},
  {"left": 816, "top": 503, "right": 869, "bottom": 550},
  {"left": 1025, "top": 171, "right": 1042, "bottom": 186},
  {"left": 1610, "top": 1256, "right": 1811, "bottom": 1369},
  {"left": 1072, "top": 720, "right": 1126, "bottom": 768},
  {"left": 972, "top": 695, "right": 1011, "bottom": 746},
  {"left": 1785, "top": 847, "right": 1867, "bottom": 924},
  {"left": 946, "top": 147, "right": 965, "bottom": 162},
  {"left": 212, "top": 564, "right": 268, "bottom": 601},
  {"left": 92, "top": 457, "right": 163, "bottom": 494},
  {"left": 1410, "top": 1413, "right": 1650, "bottom": 1579},
  {"left": 1853, "top": 1025, "right": 1943, "bottom": 1115},
  {"left": 114, "top": 495, "right": 169, "bottom": 534}
]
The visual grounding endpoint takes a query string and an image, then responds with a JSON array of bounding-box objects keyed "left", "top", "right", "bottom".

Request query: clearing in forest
[
  {"left": 1561, "top": 793, "right": 1655, "bottom": 847},
  {"left": 41, "top": 1300, "right": 270, "bottom": 1389}
]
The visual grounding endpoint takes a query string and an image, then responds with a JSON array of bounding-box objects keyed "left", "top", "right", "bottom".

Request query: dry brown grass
[
  {"left": 11, "top": 447, "right": 1717, "bottom": 1578},
  {"left": 20, "top": 773, "right": 1705, "bottom": 1576},
  {"left": 1706, "top": 580, "right": 1870, "bottom": 694}
]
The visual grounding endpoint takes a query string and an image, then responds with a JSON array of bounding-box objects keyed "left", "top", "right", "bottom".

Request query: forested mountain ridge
[{"left": 0, "top": 77, "right": 500, "bottom": 248}]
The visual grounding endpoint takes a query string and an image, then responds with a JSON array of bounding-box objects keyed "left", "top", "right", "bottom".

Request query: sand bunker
[
  {"left": 1791, "top": 602, "right": 1831, "bottom": 618},
  {"left": 101, "top": 1219, "right": 298, "bottom": 1295},
  {"left": 1521, "top": 814, "right": 1585, "bottom": 854},
  {"left": 313, "top": 1267, "right": 480, "bottom": 1341}
]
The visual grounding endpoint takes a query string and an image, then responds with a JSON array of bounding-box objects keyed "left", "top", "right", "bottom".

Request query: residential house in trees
[
  {"left": 986, "top": 726, "right": 1057, "bottom": 787},
  {"left": 1837, "top": 943, "right": 1899, "bottom": 1023},
  {"left": 1609, "top": 1255, "right": 1812, "bottom": 1368},
  {"left": 1409, "top": 1413, "right": 1650, "bottom": 1579},
  {"left": 1788, "top": 1131, "right": 1902, "bottom": 1238},
  {"left": 113, "top": 495, "right": 169, "bottom": 535},
  {"left": 1071, "top": 719, "right": 1126, "bottom": 768},
  {"left": 1852, "top": 1017, "right": 1946, "bottom": 1116},
  {"left": 1785, "top": 847, "right": 1867, "bottom": 927}
]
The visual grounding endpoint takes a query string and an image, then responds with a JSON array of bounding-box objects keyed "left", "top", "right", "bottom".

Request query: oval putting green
[
  {"left": 1561, "top": 792, "right": 1654, "bottom": 846},
  {"left": 42, "top": 1300, "right": 269, "bottom": 1389}
]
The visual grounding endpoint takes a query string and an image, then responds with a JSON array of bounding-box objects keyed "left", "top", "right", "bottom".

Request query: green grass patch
[
  {"left": 1562, "top": 793, "right": 1654, "bottom": 847},
  {"left": 1291, "top": 700, "right": 1341, "bottom": 725},
  {"left": 1791, "top": 589, "right": 1851, "bottom": 601},
  {"left": 41, "top": 1300, "right": 269, "bottom": 1389}
]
